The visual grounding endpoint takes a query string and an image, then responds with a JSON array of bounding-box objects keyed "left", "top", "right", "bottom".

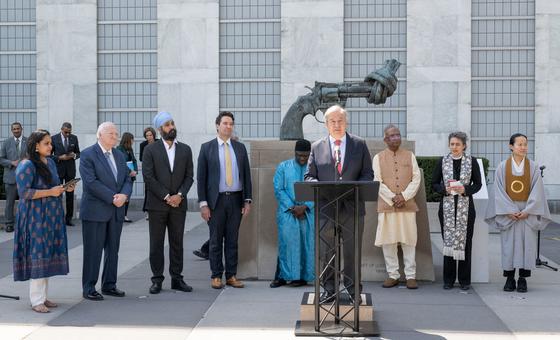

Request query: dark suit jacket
[
  {"left": 142, "top": 139, "right": 194, "bottom": 212},
  {"left": 79, "top": 143, "right": 133, "bottom": 222},
  {"left": 305, "top": 132, "right": 373, "bottom": 215},
  {"left": 197, "top": 138, "right": 252, "bottom": 211},
  {"left": 0, "top": 136, "right": 28, "bottom": 184},
  {"left": 52, "top": 132, "right": 80, "bottom": 179}
]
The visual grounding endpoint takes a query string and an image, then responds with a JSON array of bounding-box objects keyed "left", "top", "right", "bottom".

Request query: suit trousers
[
  {"left": 82, "top": 214, "right": 123, "bottom": 294},
  {"left": 4, "top": 183, "right": 17, "bottom": 227},
  {"left": 319, "top": 205, "right": 364, "bottom": 295},
  {"left": 59, "top": 175, "right": 74, "bottom": 221},
  {"left": 208, "top": 192, "right": 243, "bottom": 279},
  {"left": 148, "top": 209, "right": 186, "bottom": 283}
]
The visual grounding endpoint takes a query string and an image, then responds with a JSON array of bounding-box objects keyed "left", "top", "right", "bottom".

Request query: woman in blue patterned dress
[{"left": 13, "top": 130, "right": 76, "bottom": 313}]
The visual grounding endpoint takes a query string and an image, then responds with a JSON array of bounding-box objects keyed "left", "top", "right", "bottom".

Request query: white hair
[
  {"left": 324, "top": 105, "right": 348, "bottom": 122},
  {"left": 96, "top": 121, "right": 116, "bottom": 139}
]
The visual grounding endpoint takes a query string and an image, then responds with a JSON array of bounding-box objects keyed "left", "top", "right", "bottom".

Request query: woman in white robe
[{"left": 485, "top": 133, "right": 551, "bottom": 293}]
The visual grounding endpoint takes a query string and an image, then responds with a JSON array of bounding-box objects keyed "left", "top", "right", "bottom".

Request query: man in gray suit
[
  {"left": 305, "top": 105, "right": 373, "bottom": 301},
  {"left": 0, "top": 122, "right": 27, "bottom": 232}
]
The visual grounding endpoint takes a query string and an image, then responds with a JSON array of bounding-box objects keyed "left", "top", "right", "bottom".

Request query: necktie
[
  {"left": 224, "top": 142, "right": 233, "bottom": 187},
  {"left": 15, "top": 138, "right": 20, "bottom": 154},
  {"left": 104, "top": 152, "right": 118, "bottom": 181},
  {"left": 334, "top": 139, "right": 342, "bottom": 174},
  {"left": 64, "top": 137, "right": 69, "bottom": 151}
]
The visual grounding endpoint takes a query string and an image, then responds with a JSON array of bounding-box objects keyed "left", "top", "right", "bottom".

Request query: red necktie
[{"left": 334, "top": 139, "right": 342, "bottom": 174}]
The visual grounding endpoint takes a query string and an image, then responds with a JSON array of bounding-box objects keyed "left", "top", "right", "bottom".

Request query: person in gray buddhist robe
[{"left": 485, "top": 133, "right": 552, "bottom": 293}]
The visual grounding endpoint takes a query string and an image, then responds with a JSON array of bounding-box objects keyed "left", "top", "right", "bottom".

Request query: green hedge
[{"left": 417, "top": 156, "right": 489, "bottom": 202}]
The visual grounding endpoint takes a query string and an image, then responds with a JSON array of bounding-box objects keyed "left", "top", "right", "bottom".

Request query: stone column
[
  {"left": 36, "top": 0, "right": 98, "bottom": 137},
  {"left": 158, "top": 0, "right": 220, "bottom": 173},
  {"left": 406, "top": 0, "right": 471, "bottom": 156},
  {"left": 535, "top": 0, "right": 560, "bottom": 199},
  {"left": 281, "top": 0, "right": 344, "bottom": 141}
]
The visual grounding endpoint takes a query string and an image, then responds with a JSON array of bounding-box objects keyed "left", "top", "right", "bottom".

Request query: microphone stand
[{"left": 535, "top": 165, "right": 557, "bottom": 271}]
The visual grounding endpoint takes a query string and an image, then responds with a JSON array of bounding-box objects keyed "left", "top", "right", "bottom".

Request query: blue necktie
[{"left": 104, "top": 152, "right": 118, "bottom": 181}]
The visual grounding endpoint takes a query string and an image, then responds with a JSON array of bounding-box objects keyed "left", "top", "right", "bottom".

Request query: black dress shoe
[
  {"left": 83, "top": 291, "right": 104, "bottom": 301},
  {"left": 517, "top": 277, "right": 527, "bottom": 293},
  {"left": 443, "top": 283, "right": 453, "bottom": 290},
  {"left": 5, "top": 225, "right": 14, "bottom": 233},
  {"left": 149, "top": 282, "right": 162, "bottom": 294},
  {"left": 171, "top": 280, "right": 193, "bottom": 292},
  {"left": 460, "top": 284, "right": 470, "bottom": 291},
  {"left": 65, "top": 220, "right": 75, "bottom": 226},
  {"left": 269, "top": 279, "right": 287, "bottom": 288},
  {"left": 503, "top": 277, "right": 516, "bottom": 292},
  {"left": 101, "top": 287, "right": 125, "bottom": 297},
  {"left": 290, "top": 280, "right": 307, "bottom": 287},
  {"left": 193, "top": 249, "right": 209, "bottom": 260}
]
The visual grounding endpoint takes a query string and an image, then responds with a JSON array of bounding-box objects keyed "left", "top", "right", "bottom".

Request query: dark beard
[{"left": 161, "top": 128, "right": 177, "bottom": 141}]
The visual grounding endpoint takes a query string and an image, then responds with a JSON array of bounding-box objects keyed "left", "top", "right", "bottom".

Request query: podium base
[{"left": 294, "top": 320, "right": 380, "bottom": 337}]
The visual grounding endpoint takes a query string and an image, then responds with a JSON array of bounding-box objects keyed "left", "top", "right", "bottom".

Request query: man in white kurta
[{"left": 374, "top": 125, "right": 421, "bottom": 289}]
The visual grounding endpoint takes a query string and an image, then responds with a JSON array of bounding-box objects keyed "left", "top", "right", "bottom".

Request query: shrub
[{"left": 417, "top": 156, "right": 489, "bottom": 202}]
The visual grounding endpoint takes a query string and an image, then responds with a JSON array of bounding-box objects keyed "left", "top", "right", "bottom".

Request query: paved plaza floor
[{"left": 1, "top": 210, "right": 559, "bottom": 340}]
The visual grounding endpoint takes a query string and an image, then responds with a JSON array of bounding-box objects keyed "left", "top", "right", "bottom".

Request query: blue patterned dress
[{"left": 13, "top": 159, "right": 69, "bottom": 281}]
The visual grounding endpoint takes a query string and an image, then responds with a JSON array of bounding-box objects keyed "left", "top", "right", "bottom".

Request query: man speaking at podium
[{"left": 305, "top": 105, "right": 373, "bottom": 301}]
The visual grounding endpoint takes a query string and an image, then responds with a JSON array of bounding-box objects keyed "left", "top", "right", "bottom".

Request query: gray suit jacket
[
  {"left": 0, "top": 136, "right": 28, "bottom": 184},
  {"left": 305, "top": 132, "right": 373, "bottom": 215}
]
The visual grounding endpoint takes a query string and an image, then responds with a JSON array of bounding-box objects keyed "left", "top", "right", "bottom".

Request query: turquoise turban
[{"left": 153, "top": 111, "right": 173, "bottom": 128}]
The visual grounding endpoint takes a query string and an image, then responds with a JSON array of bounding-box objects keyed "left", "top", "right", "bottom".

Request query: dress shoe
[
  {"left": 290, "top": 280, "right": 307, "bottom": 287},
  {"left": 320, "top": 292, "right": 335, "bottom": 304},
  {"left": 83, "top": 291, "right": 104, "bottom": 301},
  {"left": 406, "top": 279, "right": 418, "bottom": 289},
  {"left": 102, "top": 287, "right": 125, "bottom": 297},
  {"left": 517, "top": 277, "right": 527, "bottom": 293},
  {"left": 149, "top": 282, "right": 162, "bottom": 294},
  {"left": 5, "top": 225, "right": 14, "bottom": 233},
  {"left": 65, "top": 220, "right": 75, "bottom": 227},
  {"left": 443, "top": 283, "right": 453, "bottom": 290},
  {"left": 382, "top": 278, "right": 399, "bottom": 288},
  {"left": 503, "top": 277, "right": 516, "bottom": 292},
  {"left": 193, "top": 249, "right": 209, "bottom": 260},
  {"left": 211, "top": 278, "right": 224, "bottom": 289},
  {"left": 226, "top": 276, "right": 244, "bottom": 288},
  {"left": 171, "top": 280, "right": 193, "bottom": 292},
  {"left": 124, "top": 216, "right": 132, "bottom": 223},
  {"left": 269, "top": 279, "right": 287, "bottom": 288},
  {"left": 460, "top": 284, "right": 470, "bottom": 291}
]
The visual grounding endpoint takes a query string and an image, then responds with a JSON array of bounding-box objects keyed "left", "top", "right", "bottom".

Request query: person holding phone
[
  {"left": 13, "top": 129, "right": 76, "bottom": 313},
  {"left": 51, "top": 122, "right": 80, "bottom": 226},
  {"left": 432, "top": 131, "right": 481, "bottom": 290}
]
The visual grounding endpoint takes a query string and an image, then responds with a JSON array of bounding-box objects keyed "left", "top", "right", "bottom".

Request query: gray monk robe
[{"left": 485, "top": 157, "right": 552, "bottom": 271}]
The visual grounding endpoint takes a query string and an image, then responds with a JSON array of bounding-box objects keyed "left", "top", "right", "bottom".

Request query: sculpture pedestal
[{"left": 237, "top": 140, "right": 435, "bottom": 282}]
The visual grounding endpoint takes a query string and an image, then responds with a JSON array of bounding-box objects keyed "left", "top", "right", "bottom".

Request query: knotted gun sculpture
[{"left": 279, "top": 59, "right": 401, "bottom": 140}]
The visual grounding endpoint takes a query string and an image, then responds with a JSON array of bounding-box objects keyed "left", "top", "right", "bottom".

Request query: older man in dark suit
[
  {"left": 80, "top": 122, "right": 132, "bottom": 301},
  {"left": 0, "top": 122, "right": 27, "bottom": 232},
  {"left": 305, "top": 105, "right": 374, "bottom": 301},
  {"left": 197, "top": 111, "right": 252, "bottom": 289},
  {"left": 51, "top": 122, "right": 80, "bottom": 226},
  {"left": 143, "top": 111, "right": 194, "bottom": 294}
]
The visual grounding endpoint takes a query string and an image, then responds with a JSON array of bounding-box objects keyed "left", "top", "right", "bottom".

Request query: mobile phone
[{"left": 63, "top": 178, "right": 81, "bottom": 189}]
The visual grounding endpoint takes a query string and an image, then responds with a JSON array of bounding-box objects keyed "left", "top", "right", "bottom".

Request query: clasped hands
[
  {"left": 392, "top": 193, "right": 406, "bottom": 208},
  {"left": 508, "top": 212, "right": 529, "bottom": 221},
  {"left": 165, "top": 194, "right": 183, "bottom": 208},
  {"left": 290, "top": 205, "right": 307, "bottom": 219}
]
